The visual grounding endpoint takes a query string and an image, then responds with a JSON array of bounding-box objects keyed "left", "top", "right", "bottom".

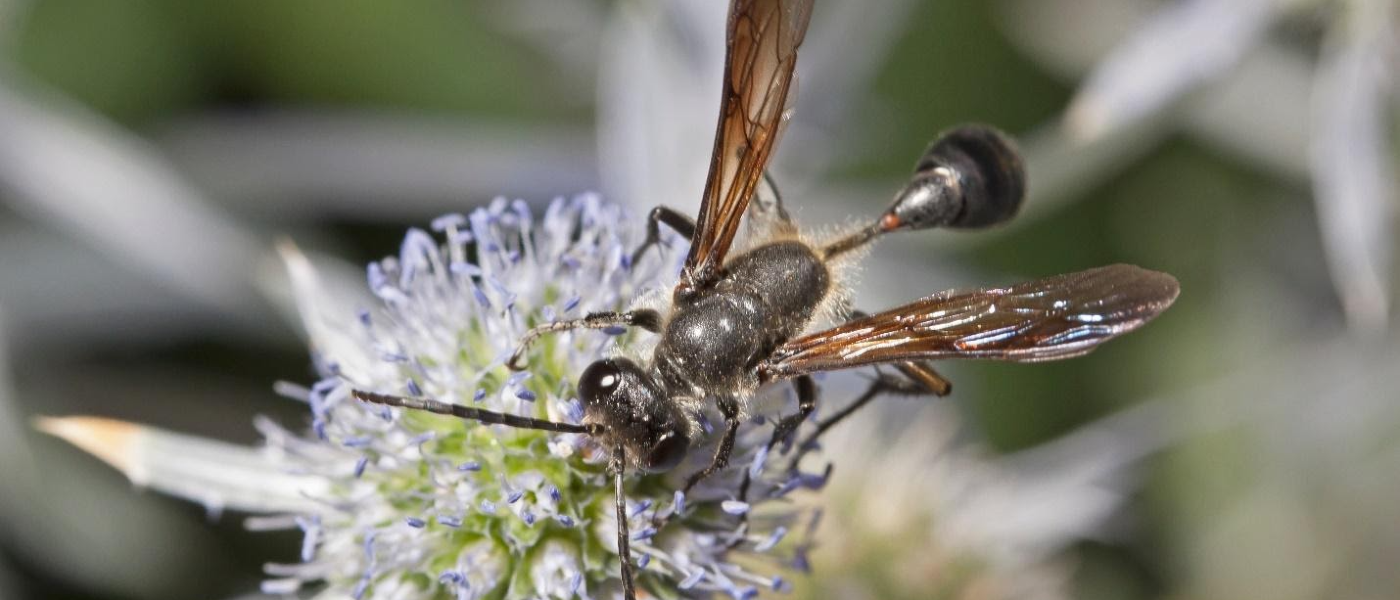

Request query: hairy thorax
[{"left": 651, "top": 241, "right": 831, "bottom": 397}]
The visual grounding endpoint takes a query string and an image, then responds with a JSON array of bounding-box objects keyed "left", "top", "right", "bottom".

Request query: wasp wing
[
  {"left": 760, "top": 264, "right": 1180, "bottom": 379},
  {"left": 682, "top": 0, "right": 813, "bottom": 290}
]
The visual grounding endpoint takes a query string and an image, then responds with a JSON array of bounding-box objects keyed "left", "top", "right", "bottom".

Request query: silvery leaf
[{"left": 1310, "top": 2, "right": 1396, "bottom": 333}]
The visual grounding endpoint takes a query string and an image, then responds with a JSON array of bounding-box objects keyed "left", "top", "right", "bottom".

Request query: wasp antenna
[
  {"left": 613, "top": 445, "right": 638, "bottom": 600},
  {"left": 352, "top": 390, "right": 596, "bottom": 435}
]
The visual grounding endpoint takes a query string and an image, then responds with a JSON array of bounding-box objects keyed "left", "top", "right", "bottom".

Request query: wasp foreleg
[{"left": 507, "top": 309, "right": 661, "bottom": 370}]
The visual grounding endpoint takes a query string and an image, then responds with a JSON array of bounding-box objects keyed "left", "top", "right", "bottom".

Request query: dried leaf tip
[{"left": 33, "top": 415, "right": 141, "bottom": 478}]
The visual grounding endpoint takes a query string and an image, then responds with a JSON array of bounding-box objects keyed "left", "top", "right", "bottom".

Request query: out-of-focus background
[{"left": 1, "top": 0, "right": 1396, "bottom": 599}]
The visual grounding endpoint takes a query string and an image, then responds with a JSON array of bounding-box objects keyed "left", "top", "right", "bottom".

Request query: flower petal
[
  {"left": 273, "top": 240, "right": 382, "bottom": 378},
  {"left": 769, "top": 0, "right": 922, "bottom": 174},
  {"left": 35, "top": 415, "right": 324, "bottom": 514},
  {"left": 0, "top": 79, "right": 268, "bottom": 322},
  {"left": 597, "top": 0, "right": 726, "bottom": 213},
  {"left": 159, "top": 111, "right": 598, "bottom": 217},
  {"left": 1062, "top": 0, "right": 1282, "bottom": 141},
  {"left": 1001, "top": 0, "right": 1314, "bottom": 182}
]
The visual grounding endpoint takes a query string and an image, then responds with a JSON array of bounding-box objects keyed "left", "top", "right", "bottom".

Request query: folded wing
[
  {"left": 760, "top": 264, "right": 1180, "bottom": 380},
  {"left": 683, "top": 0, "right": 813, "bottom": 291}
]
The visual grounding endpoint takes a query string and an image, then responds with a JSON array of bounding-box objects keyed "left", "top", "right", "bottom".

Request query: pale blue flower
[
  {"left": 267, "top": 195, "right": 820, "bottom": 599},
  {"left": 41, "top": 195, "right": 818, "bottom": 600}
]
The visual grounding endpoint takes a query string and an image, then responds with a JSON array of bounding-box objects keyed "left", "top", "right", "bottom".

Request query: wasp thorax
[
  {"left": 577, "top": 358, "right": 691, "bottom": 473},
  {"left": 883, "top": 124, "right": 1026, "bottom": 231}
]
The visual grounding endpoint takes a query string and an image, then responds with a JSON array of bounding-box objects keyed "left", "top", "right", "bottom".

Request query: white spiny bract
[{"left": 260, "top": 195, "right": 817, "bottom": 600}]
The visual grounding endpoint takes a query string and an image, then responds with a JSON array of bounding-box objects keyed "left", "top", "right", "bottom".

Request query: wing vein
[
  {"left": 681, "top": 0, "right": 813, "bottom": 292},
  {"left": 760, "top": 265, "right": 1180, "bottom": 380}
]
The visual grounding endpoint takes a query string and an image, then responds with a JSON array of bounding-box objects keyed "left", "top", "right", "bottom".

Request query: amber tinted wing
[
  {"left": 761, "top": 265, "right": 1180, "bottom": 380},
  {"left": 682, "top": 0, "right": 813, "bottom": 290}
]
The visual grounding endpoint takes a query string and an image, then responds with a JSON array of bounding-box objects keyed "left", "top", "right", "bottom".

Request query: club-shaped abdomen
[{"left": 881, "top": 125, "right": 1026, "bottom": 232}]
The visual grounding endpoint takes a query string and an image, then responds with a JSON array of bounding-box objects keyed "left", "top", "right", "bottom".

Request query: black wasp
[{"left": 354, "top": 0, "right": 1180, "bottom": 597}]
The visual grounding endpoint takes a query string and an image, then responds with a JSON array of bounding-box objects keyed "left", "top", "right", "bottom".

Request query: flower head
[{"left": 258, "top": 194, "right": 812, "bottom": 599}]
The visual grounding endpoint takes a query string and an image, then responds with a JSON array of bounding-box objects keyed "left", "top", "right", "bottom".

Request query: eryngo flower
[
  {"left": 795, "top": 400, "right": 1140, "bottom": 600},
  {"left": 42, "top": 195, "right": 817, "bottom": 600}
]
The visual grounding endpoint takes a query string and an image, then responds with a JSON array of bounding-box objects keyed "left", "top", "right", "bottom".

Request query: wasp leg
[
  {"left": 682, "top": 397, "right": 742, "bottom": 495},
  {"left": 891, "top": 359, "right": 952, "bottom": 397},
  {"left": 507, "top": 309, "right": 661, "bottom": 370},
  {"left": 771, "top": 375, "right": 817, "bottom": 449},
  {"left": 612, "top": 445, "right": 638, "bottom": 600},
  {"left": 786, "top": 363, "right": 945, "bottom": 473},
  {"left": 779, "top": 310, "right": 948, "bottom": 469},
  {"left": 735, "top": 376, "right": 815, "bottom": 502},
  {"left": 749, "top": 171, "right": 792, "bottom": 223},
  {"left": 630, "top": 205, "right": 697, "bottom": 266}
]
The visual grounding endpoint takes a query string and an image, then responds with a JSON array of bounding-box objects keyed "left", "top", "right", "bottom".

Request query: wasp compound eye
[
  {"left": 578, "top": 359, "right": 627, "bottom": 405},
  {"left": 642, "top": 431, "right": 690, "bottom": 473}
]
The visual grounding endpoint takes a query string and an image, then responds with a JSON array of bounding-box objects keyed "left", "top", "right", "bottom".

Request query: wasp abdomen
[
  {"left": 883, "top": 125, "right": 1026, "bottom": 231},
  {"left": 722, "top": 242, "right": 830, "bottom": 317}
]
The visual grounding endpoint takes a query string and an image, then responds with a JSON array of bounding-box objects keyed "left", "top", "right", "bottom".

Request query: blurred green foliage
[{"left": 14, "top": 0, "right": 576, "bottom": 124}]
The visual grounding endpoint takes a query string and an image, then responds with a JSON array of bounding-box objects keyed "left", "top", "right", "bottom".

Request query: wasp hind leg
[
  {"left": 736, "top": 375, "right": 816, "bottom": 502},
  {"left": 779, "top": 307, "right": 949, "bottom": 469},
  {"left": 747, "top": 171, "right": 794, "bottom": 229},
  {"left": 767, "top": 375, "right": 817, "bottom": 453},
  {"left": 681, "top": 397, "right": 742, "bottom": 495},
  {"left": 630, "top": 206, "right": 696, "bottom": 266},
  {"left": 786, "top": 360, "right": 948, "bottom": 472}
]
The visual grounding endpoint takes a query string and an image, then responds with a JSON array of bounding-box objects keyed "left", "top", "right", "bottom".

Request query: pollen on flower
[{"left": 257, "top": 195, "right": 820, "bottom": 599}]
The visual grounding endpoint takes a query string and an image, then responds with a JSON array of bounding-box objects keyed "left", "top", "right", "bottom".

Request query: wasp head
[{"left": 577, "top": 358, "right": 690, "bottom": 473}]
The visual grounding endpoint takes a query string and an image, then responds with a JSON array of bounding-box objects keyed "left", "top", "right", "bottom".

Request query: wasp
[{"left": 355, "top": 1, "right": 1179, "bottom": 597}]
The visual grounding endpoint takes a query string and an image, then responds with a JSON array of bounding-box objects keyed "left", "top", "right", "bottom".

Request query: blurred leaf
[
  {"left": 199, "top": 0, "right": 572, "bottom": 118},
  {"left": 158, "top": 110, "right": 597, "bottom": 220},
  {"left": 1309, "top": 0, "right": 1395, "bottom": 334},
  {"left": 0, "top": 306, "right": 244, "bottom": 600},
  {"left": 854, "top": 0, "right": 1067, "bottom": 178},
  {"left": 0, "top": 77, "right": 274, "bottom": 326},
  {"left": 13, "top": 0, "right": 212, "bottom": 124},
  {"left": 1062, "top": 0, "right": 1280, "bottom": 141},
  {"left": 999, "top": 0, "right": 1314, "bottom": 182}
]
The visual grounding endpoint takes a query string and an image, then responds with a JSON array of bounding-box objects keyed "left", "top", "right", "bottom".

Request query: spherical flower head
[{"left": 265, "top": 195, "right": 815, "bottom": 599}]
